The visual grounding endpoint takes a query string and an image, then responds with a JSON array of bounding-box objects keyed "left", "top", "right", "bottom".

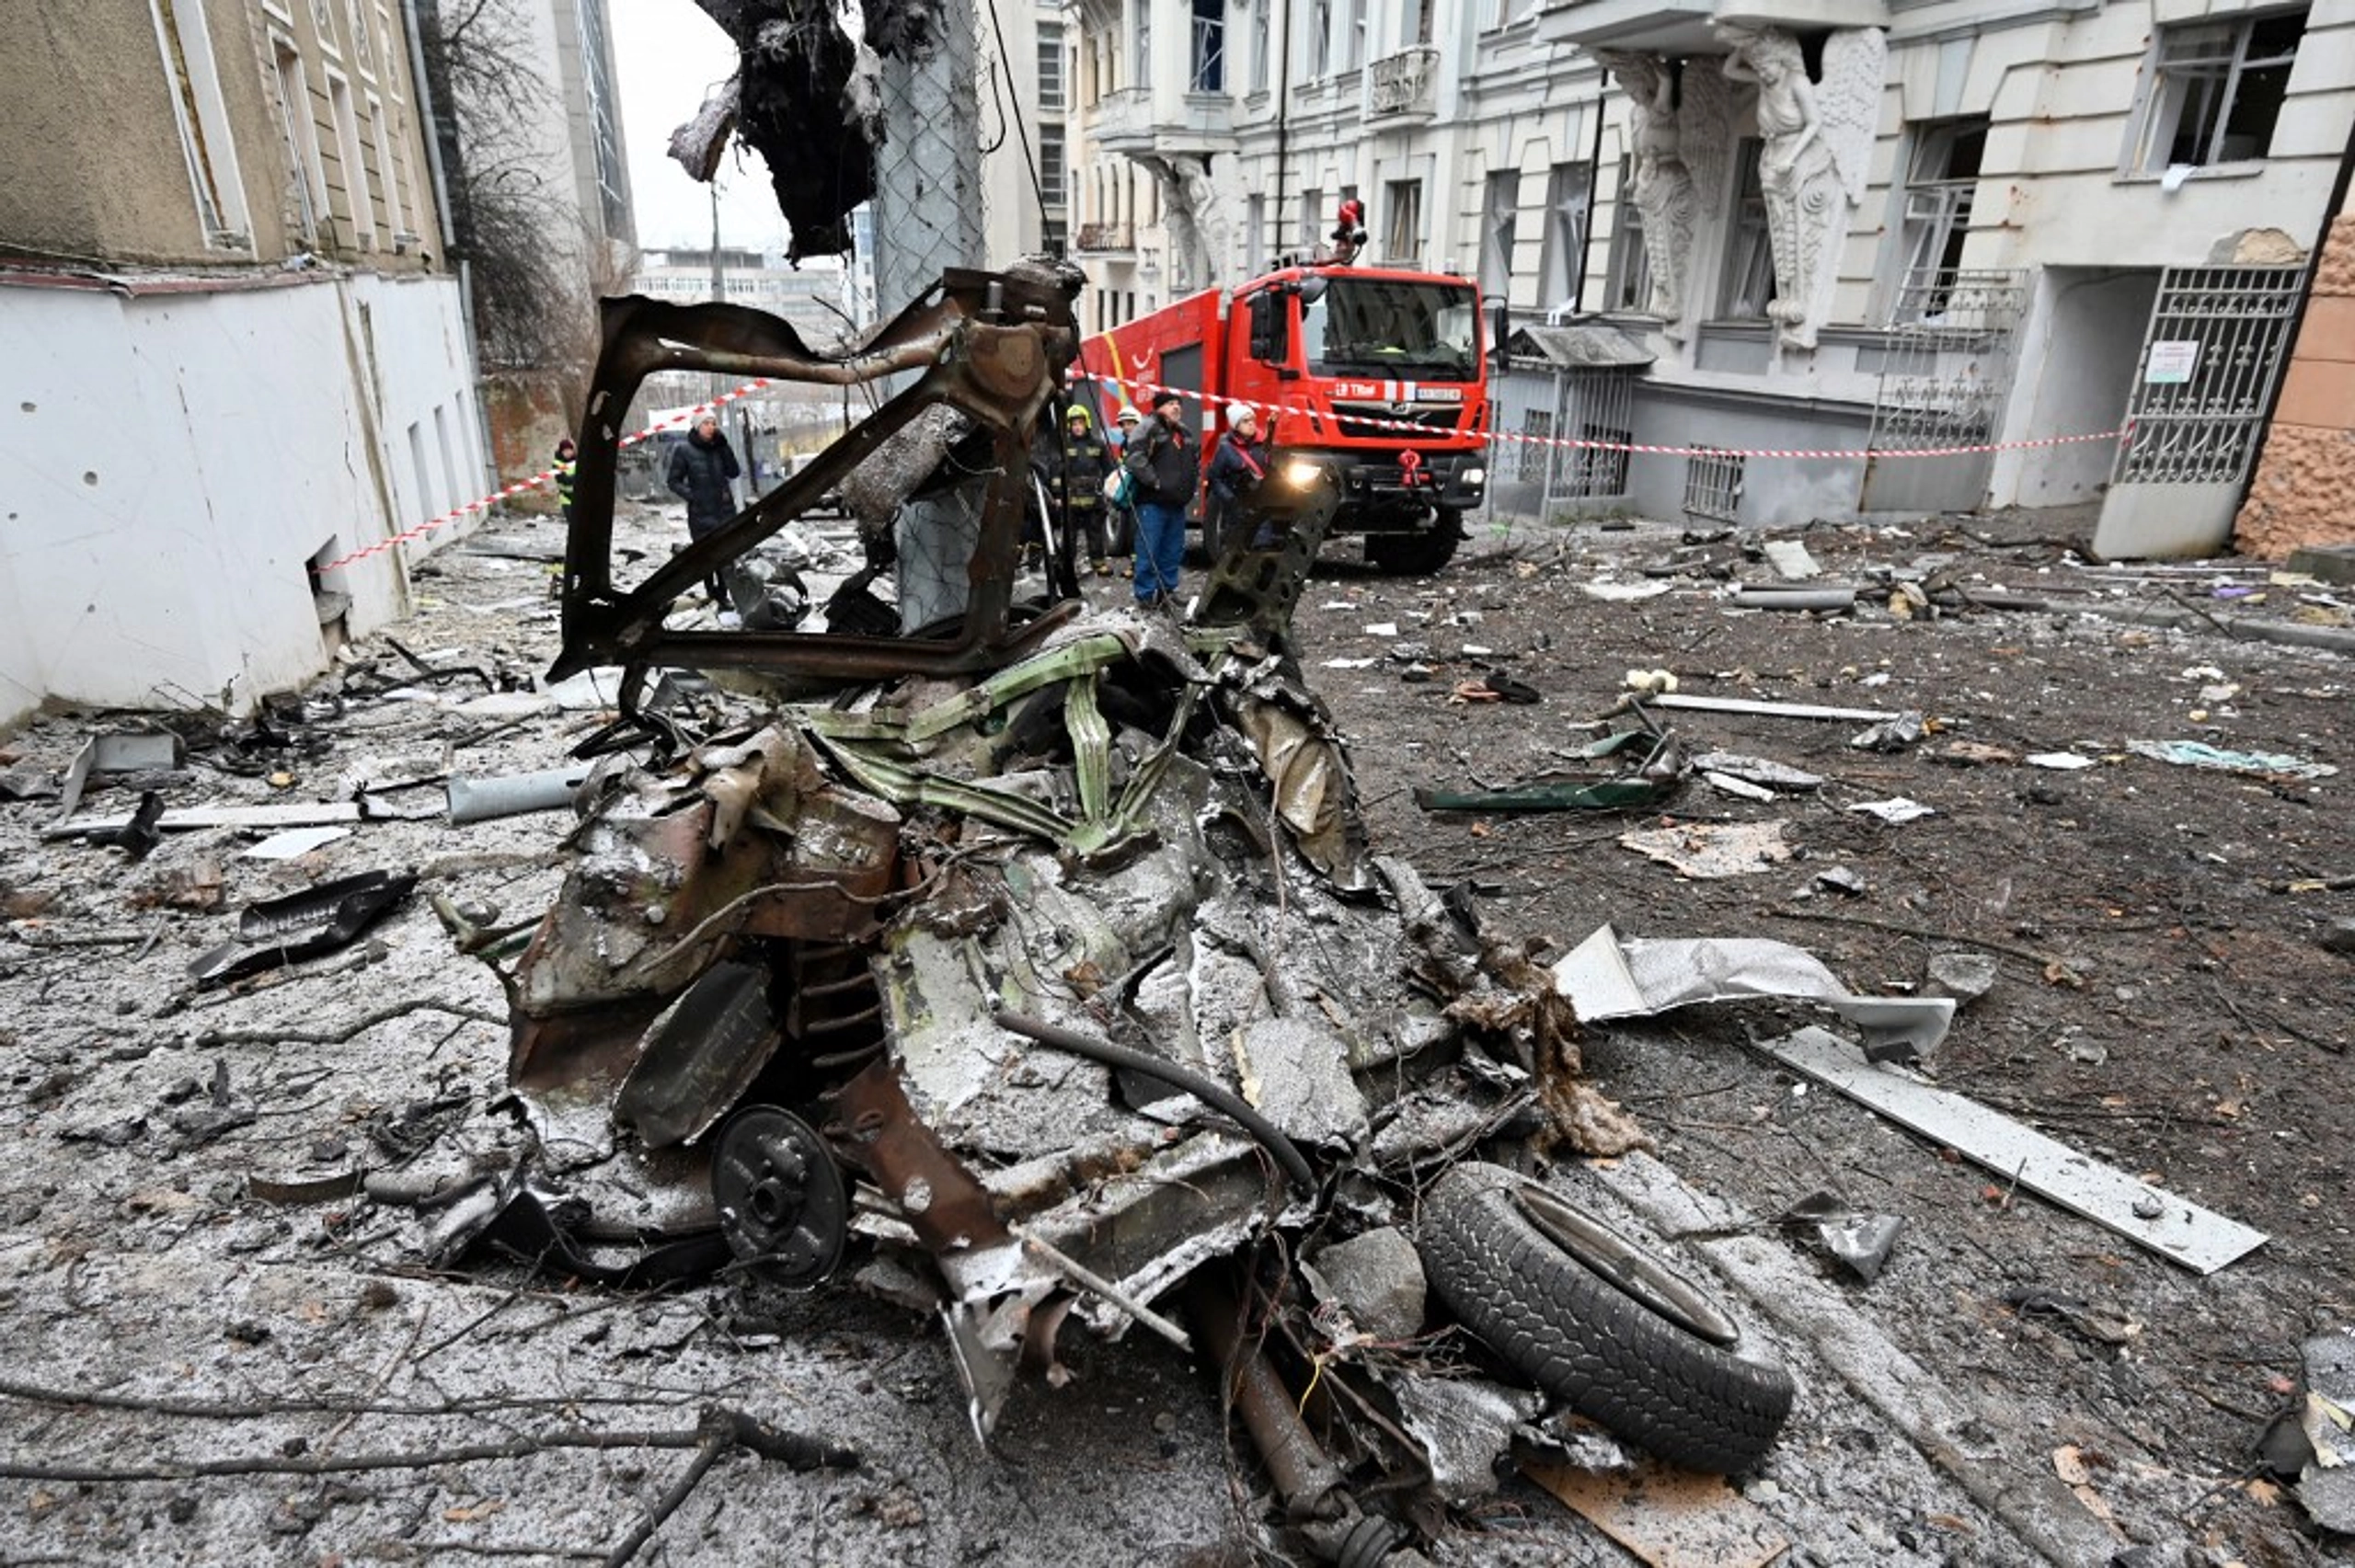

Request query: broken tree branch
[
  {"left": 0, "top": 1404, "right": 856, "bottom": 1485},
  {"left": 1765, "top": 907, "right": 2068, "bottom": 969},
  {"left": 188, "top": 997, "right": 505, "bottom": 1047}
]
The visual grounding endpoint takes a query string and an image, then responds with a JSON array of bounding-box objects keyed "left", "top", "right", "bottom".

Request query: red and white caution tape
[
  {"left": 1078, "top": 370, "right": 2127, "bottom": 462},
  {"left": 316, "top": 377, "right": 776, "bottom": 574}
]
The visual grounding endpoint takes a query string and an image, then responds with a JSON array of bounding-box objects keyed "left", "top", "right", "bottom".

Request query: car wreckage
[{"left": 414, "top": 262, "right": 1794, "bottom": 1560}]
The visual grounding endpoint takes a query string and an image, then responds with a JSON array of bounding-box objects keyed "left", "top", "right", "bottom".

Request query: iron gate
[
  {"left": 2094, "top": 264, "right": 2305, "bottom": 557},
  {"left": 1859, "top": 267, "right": 2027, "bottom": 514}
]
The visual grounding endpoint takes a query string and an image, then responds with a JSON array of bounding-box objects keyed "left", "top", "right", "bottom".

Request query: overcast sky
[{"left": 611, "top": 0, "right": 790, "bottom": 253}]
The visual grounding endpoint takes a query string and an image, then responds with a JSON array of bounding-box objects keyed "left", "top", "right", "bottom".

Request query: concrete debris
[
  {"left": 1304, "top": 1227, "right": 1428, "bottom": 1343},
  {"left": 1762, "top": 539, "right": 1821, "bottom": 580},
  {"left": 1389, "top": 1376, "right": 1541, "bottom": 1503},
  {"left": 1847, "top": 796, "right": 1936, "bottom": 824},
  {"left": 2320, "top": 917, "right": 2355, "bottom": 956},
  {"left": 1924, "top": 950, "right": 2001, "bottom": 1005},
  {"left": 1688, "top": 752, "right": 1823, "bottom": 792},
  {"left": 2281, "top": 1328, "right": 2355, "bottom": 1532},
  {"left": 1617, "top": 820, "right": 1794, "bottom": 879}
]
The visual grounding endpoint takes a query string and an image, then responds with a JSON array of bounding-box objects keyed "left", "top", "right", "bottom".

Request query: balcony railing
[
  {"left": 1369, "top": 45, "right": 1439, "bottom": 120},
  {"left": 1075, "top": 222, "right": 1135, "bottom": 254}
]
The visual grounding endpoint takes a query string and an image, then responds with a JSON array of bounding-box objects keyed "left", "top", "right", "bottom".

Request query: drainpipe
[
  {"left": 2234, "top": 114, "right": 2355, "bottom": 520},
  {"left": 402, "top": 0, "right": 497, "bottom": 497},
  {"left": 1571, "top": 91, "right": 1604, "bottom": 317},
  {"left": 1274, "top": 0, "right": 1292, "bottom": 255}
]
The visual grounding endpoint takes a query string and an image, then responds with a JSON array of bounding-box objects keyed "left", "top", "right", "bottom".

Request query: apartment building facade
[
  {"left": 1064, "top": 0, "right": 2355, "bottom": 551},
  {"left": 0, "top": 0, "right": 484, "bottom": 726}
]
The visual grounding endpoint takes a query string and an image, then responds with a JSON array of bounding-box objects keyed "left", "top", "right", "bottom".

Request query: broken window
[
  {"left": 1249, "top": 0, "right": 1269, "bottom": 92},
  {"left": 328, "top": 71, "right": 375, "bottom": 248},
  {"left": 1384, "top": 177, "right": 1422, "bottom": 264},
  {"left": 1604, "top": 155, "right": 1652, "bottom": 315},
  {"left": 152, "top": 0, "right": 248, "bottom": 248},
  {"left": 1719, "top": 140, "right": 1775, "bottom": 320},
  {"left": 1189, "top": 0, "right": 1223, "bottom": 91},
  {"left": 1890, "top": 117, "right": 1987, "bottom": 319},
  {"left": 2131, "top": 9, "right": 2306, "bottom": 170},
  {"left": 271, "top": 38, "right": 328, "bottom": 246},
  {"left": 1536, "top": 161, "right": 1591, "bottom": 314},
  {"left": 1479, "top": 169, "right": 1518, "bottom": 300}
]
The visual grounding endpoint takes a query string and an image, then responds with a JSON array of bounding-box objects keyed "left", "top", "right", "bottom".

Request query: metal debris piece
[
  {"left": 1390, "top": 1377, "right": 1540, "bottom": 1503},
  {"left": 2025, "top": 752, "right": 2097, "bottom": 770},
  {"left": 1553, "top": 925, "right": 1953, "bottom": 1063},
  {"left": 1847, "top": 796, "right": 1935, "bottom": 824},
  {"left": 1849, "top": 712, "right": 1927, "bottom": 751},
  {"left": 241, "top": 826, "right": 353, "bottom": 860},
  {"left": 1780, "top": 1189, "right": 1903, "bottom": 1282},
  {"left": 446, "top": 764, "right": 594, "bottom": 824},
  {"left": 1729, "top": 587, "right": 1855, "bottom": 612},
  {"left": 2286, "top": 1328, "right": 2355, "bottom": 1532},
  {"left": 1759, "top": 1026, "right": 2268, "bottom": 1273},
  {"left": 48, "top": 802, "right": 363, "bottom": 840},
  {"left": 1418, "top": 729, "right": 1685, "bottom": 813},
  {"left": 1645, "top": 693, "right": 1896, "bottom": 722},
  {"left": 188, "top": 870, "right": 417, "bottom": 988},
  {"left": 1689, "top": 752, "right": 1823, "bottom": 793},
  {"left": 1616, "top": 820, "right": 1793, "bottom": 880}
]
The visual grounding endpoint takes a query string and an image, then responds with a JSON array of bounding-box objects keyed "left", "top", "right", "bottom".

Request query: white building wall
[{"left": 0, "top": 271, "right": 479, "bottom": 726}]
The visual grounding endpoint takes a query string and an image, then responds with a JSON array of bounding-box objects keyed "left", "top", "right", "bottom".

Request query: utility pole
[{"left": 869, "top": 0, "right": 983, "bottom": 322}]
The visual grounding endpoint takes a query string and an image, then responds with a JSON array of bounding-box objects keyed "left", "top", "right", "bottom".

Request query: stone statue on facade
[
  {"left": 1141, "top": 154, "right": 1233, "bottom": 292},
  {"left": 1719, "top": 24, "right": 1883, "bottom": 352},
  {"left": 1597, "top": 51, "right": 1698, "bottom": 331}
]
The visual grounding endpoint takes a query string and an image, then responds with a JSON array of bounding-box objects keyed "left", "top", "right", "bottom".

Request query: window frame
[
  {"left": 1535, "top": 161, "right": 1592, "bottom": 314},
  {"left": 1718, "top": 140, "right": 1775, "bottom": 321},
  {"left": 1603, "top": 155, "right": 1653, "bottom": 315},
  {"left": 1384, "top": 177, "right": 1422, "bottom": 264},
  {"left": 2127, "top": 7, "right": 2308, "bottom": 173}
]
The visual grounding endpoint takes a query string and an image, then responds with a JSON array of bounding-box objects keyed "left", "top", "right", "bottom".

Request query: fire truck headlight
[
  {"left": 1281, "top": 459, "right": 1323, "bottom": 488},
  {"left": 1463, "top": 466, "right": 1488, "bottom": 488}
]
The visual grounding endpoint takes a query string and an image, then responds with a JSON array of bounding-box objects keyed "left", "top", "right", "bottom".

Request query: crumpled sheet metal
[
  {"left": 1552, "top": 923, "right": 1954, "bottom": 1063},
  {"left": 556, "top": 266, "right": 1081, "bottom": 692},
  {"left": 1230, "top": 677, "right": 1373, "bottom": 894}
]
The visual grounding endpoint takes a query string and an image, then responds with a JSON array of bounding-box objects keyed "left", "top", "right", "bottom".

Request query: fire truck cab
[{"left": 1079, "top": 263, "right": 1490, "bottom": 575}]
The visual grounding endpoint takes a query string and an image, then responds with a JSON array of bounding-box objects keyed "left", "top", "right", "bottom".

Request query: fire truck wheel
[
  {"left": 1415, "top": 1162, "right": 1796, "bottom": 1474},
  {"left": 1364, "top": 510, "right": 1463, "bottom": 575}
]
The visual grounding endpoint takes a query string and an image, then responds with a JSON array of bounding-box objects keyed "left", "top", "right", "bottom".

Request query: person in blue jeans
[{"left": 1124, "top": 389, "right": 1195, "bottom": 607}]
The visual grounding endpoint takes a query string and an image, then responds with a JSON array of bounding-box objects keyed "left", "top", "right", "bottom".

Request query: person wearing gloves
[{"left": 1041, "top": 403, "right": 1117, "bottom": 578}]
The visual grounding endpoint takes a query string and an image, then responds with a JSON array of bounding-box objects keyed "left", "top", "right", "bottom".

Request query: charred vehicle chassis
[{"left": 465, "top": 265, "right": 1792, "bottom": 1561}]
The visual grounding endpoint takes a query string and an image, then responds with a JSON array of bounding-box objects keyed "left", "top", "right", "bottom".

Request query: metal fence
[{"left": 2112, "top": 265, "right": 2307, "bottom": 486}]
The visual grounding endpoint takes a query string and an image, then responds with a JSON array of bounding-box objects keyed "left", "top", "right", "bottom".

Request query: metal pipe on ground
[
  {"left": 446, "top": 765, "right": 593, "bottom": 824},
  {"left": 1187, "top": 1272, "right": 1348, "bottom": 1525},
  {"left": 1959, "top": 592, "right": 2355, "bottom": 655}
]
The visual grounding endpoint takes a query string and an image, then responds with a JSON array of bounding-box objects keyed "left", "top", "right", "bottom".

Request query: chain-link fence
[{"left": 870, "top": 8, "right": 985, "bottom": 323}]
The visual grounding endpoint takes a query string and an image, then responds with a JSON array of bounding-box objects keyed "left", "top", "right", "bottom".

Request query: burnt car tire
[{"left": 1416, "top": 1162, "right": 1795, "bottom": 1474}]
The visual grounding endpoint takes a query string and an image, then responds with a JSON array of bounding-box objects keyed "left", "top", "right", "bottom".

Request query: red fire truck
[{"left": 1077, "top": 261, "right": 1491, "bottom": 574}]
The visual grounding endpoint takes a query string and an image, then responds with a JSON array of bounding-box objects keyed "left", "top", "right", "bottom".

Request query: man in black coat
[
  {"left": 1124, "top": 389, "right": 1196, "bottom": 607},
  {"left": 666, "top": 411, "right": 741, "bottom": 608}
]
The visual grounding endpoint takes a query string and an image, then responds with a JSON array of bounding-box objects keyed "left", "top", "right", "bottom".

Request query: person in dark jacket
[
  {"left": 1202, "top": 405, "right": 1269, "bottom": 558},
  {"left": 552, "top": 436, "right": 578, "bottom": 528},
  {"left": 1041, "top": 404, "right": 1117, "bottom": 578},
  {"left": 667, "top": 411, "right": 741, "bottom": 608},
  {"left": 1123, "top": 389, "right": 1196, "bottom": 608}
]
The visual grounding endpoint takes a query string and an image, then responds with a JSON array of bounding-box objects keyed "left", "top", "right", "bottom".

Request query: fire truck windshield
[{"left": 1302, "top": 277, "right": 1478, "bottom": 381}]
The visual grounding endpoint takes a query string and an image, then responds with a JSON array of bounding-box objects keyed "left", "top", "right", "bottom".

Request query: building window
[
  {"left": 366, "top": 92, "right": 404, "bottom": 241},
  {"left": 1604, "top": 156, "right": 1653, "bottom": 314},
  {"left": 1519, "top": 409, "right": 1554, "bottom": 482},
  {"left": 272, "top": 38, "right": 328, "bottom": 246},
  {"left": 1310, "top": 0, "right": 1332, "bottom": 76},
  {"left": 327, "top": 72, "right": 375, "bottom": 247},
  {"left": 1044, "top": 218, "right": 1067, "bottom": 257},
  {"left": 151, "top": 0, "right": 249, "bottom": 247},
  {"left": 1303, "top": 186, "right": 1323, "bottom": 246},
  {"left": 1890, "top": 117, "right": 1987, "bottom": 318},
  {"left": 1039, "top": 21, "right": 1065, "bottom": 109},
  {"left": 1536, "top": 161, "right": 1591, "bottom": 312},
  {"left": 1720, "top": 140, "right": 1775, "bottom": 318},
  {"left": 1040, "top": 123, "right": 1067, "bottom": 204},
  {"left": 1478, "top": 170, "right": 1517, "bottom": 299},
  {"left": 1246, "top": 192, "right": 1266, "bottom": 272},
  {"left": 1190, "top": 0, "right": 1224, "bottom": 91},
  {"left": 1683, "top": 447, "right": 1744, "bottom": 521},
  {"left": 2131, "top": 9, "right": 2307, "bottom": 170},
  {"left": 1134, "top": 0, "right": 1151, "bottom": 88},
  {"left": 1346, "top": 0, "right": 1367, "bottom": 70},
  {"left": 1384, "top": 178, "right": 1421, "bottom": 262},
  {"left": 1250, "top": 0, "right": 1270, "bottom": 92}
]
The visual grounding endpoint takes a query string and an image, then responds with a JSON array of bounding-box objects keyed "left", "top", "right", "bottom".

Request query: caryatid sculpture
[{"left": 1597, "top": 51, "right": 1699, "bottom": 332}]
